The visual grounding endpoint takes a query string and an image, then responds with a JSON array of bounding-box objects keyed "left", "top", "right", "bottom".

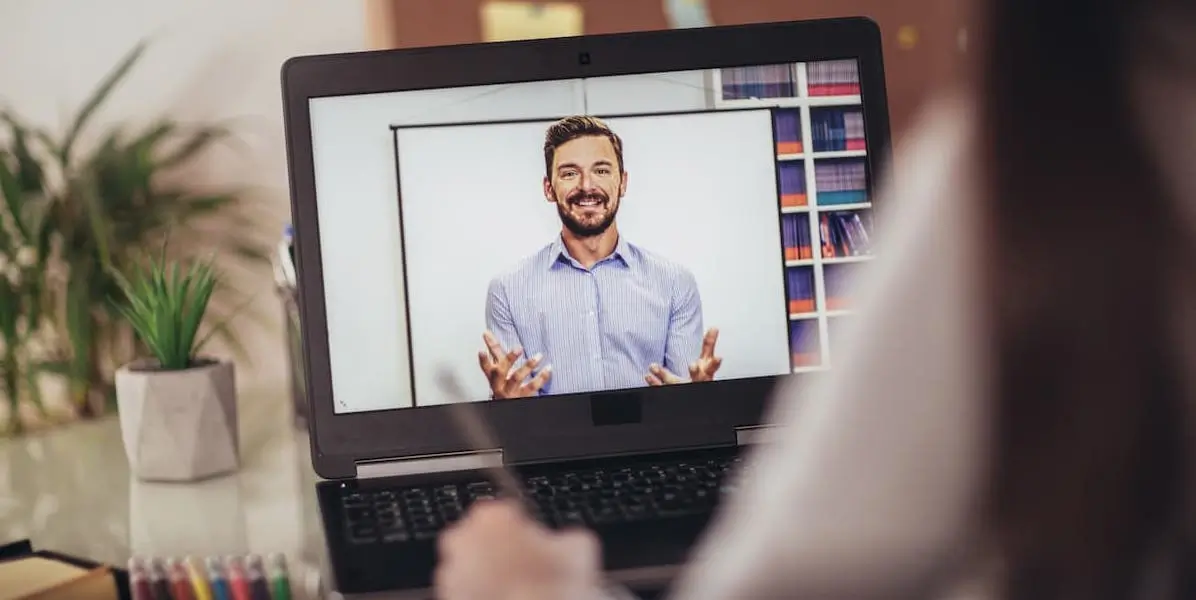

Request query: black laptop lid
[{"left": 281, "top": 17, "right": 890, "bottom": 479}]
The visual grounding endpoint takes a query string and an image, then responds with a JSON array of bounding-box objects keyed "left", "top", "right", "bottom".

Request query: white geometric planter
[{"left": 115, "top": 359, "right": 239, "bottom": 482}]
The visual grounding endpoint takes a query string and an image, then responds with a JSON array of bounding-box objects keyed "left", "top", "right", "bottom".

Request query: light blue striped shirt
[{"left": 485, "top": 235, "right": 704, "bottom": 396}]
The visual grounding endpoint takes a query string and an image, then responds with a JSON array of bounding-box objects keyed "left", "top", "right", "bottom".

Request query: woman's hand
[{"left": 435, "top": 500, "right": 605, "bottom": 600}]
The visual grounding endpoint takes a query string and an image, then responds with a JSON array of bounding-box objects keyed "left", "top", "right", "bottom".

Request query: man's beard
[{"left": 557, "top": 189, "right": 619, "bottom": 238}]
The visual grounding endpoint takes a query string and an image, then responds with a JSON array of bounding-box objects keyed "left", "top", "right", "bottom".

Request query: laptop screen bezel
[{"left": 281, "top": 17, "right": 891, "bottom": 479}]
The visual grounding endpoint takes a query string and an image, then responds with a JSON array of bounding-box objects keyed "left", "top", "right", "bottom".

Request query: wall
[{"left": 0, "top": 0, "right": 366, "bottom": 396}]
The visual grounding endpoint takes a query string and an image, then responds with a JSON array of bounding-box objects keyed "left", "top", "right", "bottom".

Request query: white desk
[{"left": 0, "top": 391, "right": 329, "bottom": 599}]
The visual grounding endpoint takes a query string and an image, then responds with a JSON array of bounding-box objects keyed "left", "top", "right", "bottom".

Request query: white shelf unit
[{"left": 708, "top": 62, "right": 873, "bottom": 374}]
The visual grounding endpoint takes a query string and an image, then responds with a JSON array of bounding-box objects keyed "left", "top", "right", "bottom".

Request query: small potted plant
[{"left": 111, "top": 250, "right": 239, "bottom": 482}]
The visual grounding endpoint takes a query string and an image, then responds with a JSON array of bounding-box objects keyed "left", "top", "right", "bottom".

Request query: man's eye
[
  {"left": 561, "top": 171, "right": 578, "bottom": 178},
  {"left": 595, "top": 168, "right": 610, "bottom": 176}
]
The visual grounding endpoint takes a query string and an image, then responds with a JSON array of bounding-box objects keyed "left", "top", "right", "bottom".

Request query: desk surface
[{"left": 0, "top": 391, "right": 329, "bottom": 599}]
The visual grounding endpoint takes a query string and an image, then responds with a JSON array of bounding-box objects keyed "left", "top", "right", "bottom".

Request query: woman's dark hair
[{"left": 978, "top": 0, "right": 1190, "bottom": 597}]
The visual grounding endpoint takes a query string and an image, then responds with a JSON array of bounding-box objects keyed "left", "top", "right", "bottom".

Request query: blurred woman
[{"left": 433, "top": 0, "right": 1196, "bottom": 597}]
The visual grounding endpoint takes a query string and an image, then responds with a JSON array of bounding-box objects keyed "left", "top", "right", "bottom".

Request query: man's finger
[
  {"left": 709, "top": 356, "right": 723, "bottom": 375},
  {"left": 506, "top": 353, "right": 543, "bottom": 389},
  {"left": 482, "top": 331, "right": 506, "bottom": 362},
  {"left": 504, "top": 346, "right": 524, "bottom": 367},
  {"left": 645, "top": 373, "right": 664, "bottom": 386},
  {"left": 479, "top": 350, "right": 506, "bottom": 387},
  {"left": 649, "top": 364, "right": 683, "bottom": 384},
  {"left": 700, "top": 328, "right": 720, "bottom": 359},
  {"left": 522, "top": 365, "right": 553, "bottom": 394},
  {"left": 689, "top": 361, "right": 701, "bottom": 382}
]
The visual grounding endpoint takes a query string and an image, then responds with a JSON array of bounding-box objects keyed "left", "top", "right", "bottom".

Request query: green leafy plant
[
  {"left": 111, "top": 250, "right": 222, "bottom": 370},
  {"left": 0, "top": 40, "right": 268, "bottom": 426}
]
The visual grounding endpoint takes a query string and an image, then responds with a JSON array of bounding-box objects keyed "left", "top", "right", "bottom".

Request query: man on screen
[{"left": 478, "top": 116, "right": 722, "bottom": 399}]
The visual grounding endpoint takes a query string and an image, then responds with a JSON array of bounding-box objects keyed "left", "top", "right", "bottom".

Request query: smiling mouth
[{"left": 572, "top": 196, "right": 605, "bottom": 208}]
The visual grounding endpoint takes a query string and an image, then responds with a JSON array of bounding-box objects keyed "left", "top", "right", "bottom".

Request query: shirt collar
[{"left": 547, "top": 234, "right": 636, "bottom": 271}]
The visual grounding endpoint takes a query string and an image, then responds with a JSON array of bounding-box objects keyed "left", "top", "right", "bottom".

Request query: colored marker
[
  {"left": 148, "top": 558, "right": 173, "bottom": 600},
  {"left": 186, "top": 556, "right": 214, "bottom": 600},
  {"left": 167, "top": 558, "right": 196, "bottom": 600},
  {"left": 206, "top": 557, "right": 232, "bottom": 600},
  {"left": 129, "top": 558, "right": 153, "bottom": 600},
  {"left": 224, "top": 556, "right": 252, "bottom": 600},
  {"left": 245, "top": 555, "right": 272, "bottom": 600},
  {"left": 268, "top": 553, "right": 293, "bottom": 600}
]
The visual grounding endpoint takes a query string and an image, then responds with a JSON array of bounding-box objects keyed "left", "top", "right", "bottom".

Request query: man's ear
[
  {"left": 543, "top": 177, "right": 555, "bottom": 203},
  {"left": 619, "top": 171, "right": 629, "bottom": 197}
]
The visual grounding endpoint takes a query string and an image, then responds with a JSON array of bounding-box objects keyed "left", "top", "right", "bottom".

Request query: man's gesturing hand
[
  {"left": 478, "top": 331, "right": 553, "bottom": 399},
  {"left": 645, "top": 328, "right": 723, "bottom": 386}
]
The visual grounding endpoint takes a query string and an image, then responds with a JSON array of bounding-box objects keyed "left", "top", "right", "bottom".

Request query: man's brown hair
[{"left": 543, "top": 115, "right": 624, "bottom": 177}]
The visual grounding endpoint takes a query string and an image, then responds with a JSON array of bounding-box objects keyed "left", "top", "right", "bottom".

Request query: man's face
[{"left": 544, "top": 135, "right": 628, "bottom": 238}]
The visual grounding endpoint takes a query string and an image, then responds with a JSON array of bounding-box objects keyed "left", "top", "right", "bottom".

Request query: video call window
[{"left": 307, "top": 61, "right": 874, "bottom": 413}]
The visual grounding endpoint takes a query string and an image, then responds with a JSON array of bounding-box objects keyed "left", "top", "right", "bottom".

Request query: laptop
[{"left": 280, "top": 16, "right": 890, "bottom": 598}]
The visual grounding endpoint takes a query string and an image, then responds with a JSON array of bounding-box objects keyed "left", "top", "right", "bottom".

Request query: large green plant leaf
[
  {"left": 0, "top": 151, "right": 30, "bottom": 242},
  {"left": 59, "top": 41, "right": 147, "bottom": 167},
  {"left": 110, "top": 249, "right": 220, "bottom": 370}
]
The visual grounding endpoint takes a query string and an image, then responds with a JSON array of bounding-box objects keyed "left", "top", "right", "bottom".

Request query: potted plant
[
  {"left": 0, "top": 40, "right": 268, "bottom": 432},
  {"left": 111, "top": 249, "right": 239, "bottom": 482}
]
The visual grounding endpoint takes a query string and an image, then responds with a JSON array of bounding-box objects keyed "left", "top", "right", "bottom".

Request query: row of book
[
  {"left": 778, "top": 163, "right": 808, "bottom": 207},
  {"left": 721, "top": 64, "right": 797, "bottom": 100},
  {"left": 807, "top": 59, "right": 861, "bottom": 96},
  {"left": 773, "top": 107, "right": 867, "bottom": 154},
  {"left": 810, "top": 107, "right": 866, "bottom": 152},
  {"left": 789, "top": 320, "right": 820, "bottom": 367},
  {"left": 773, "top": 111, "right": 803, "bottom": 155},
  {"left": 720, "top": 60, "right": 862, "bottom": 101},
  {"left": 820, "top": 211, "right": 872, "bottom": 258},
  {"left": 781, "top": 213, "right": 813, "bottom": 260},
  {"left": 780, "top": 163, "right": 870, "bottom": 207},
  {"left": 787, "top": 263, "right": 857, "bottom": 315},
  {"left": 786, "top": 266, "right": 816, "bottom": 314},
  {"left": 814, "top": 159, "right": 868, "bottom": 205}
]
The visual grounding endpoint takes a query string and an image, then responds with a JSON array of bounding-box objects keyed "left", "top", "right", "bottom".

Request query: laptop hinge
[
  {"left": 734, "top": 425, "right": 777, "bottom": 446},
  {"left": 356, "top": 449, "right": 505, "bottom": 480}
]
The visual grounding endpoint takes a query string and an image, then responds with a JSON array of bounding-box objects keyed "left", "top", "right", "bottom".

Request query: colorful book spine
[
  {"left": 778, "top": 162, "right": 808, "bottom": 207},
  {"left": 773, "top": 110, "right": 803, "bottom": 154},
  {"left": 814, "top": 159, "right": 868, "bottom": 206},
  {"left": 819, "top": 211, "right": 873, "bottom": 259},
  {"left": 781, "top": 214, "right": 812, "bottom": 261},
  {"left": 806, "top": 59, "right": 861, "bottom": 96},
  {"left": 789, "top": 320, "right": 820, "bottom": 367},
  {"left": 786, "top": 266, "right": 816, "bottom": 314},
  {"left": 810, "top": 107, "right": 866, "bottom": 152},
  {"left": 721, "top": 64, "right": 797, "bottom": 100}
]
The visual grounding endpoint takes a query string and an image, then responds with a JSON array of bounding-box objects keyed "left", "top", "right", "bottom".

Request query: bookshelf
[{"left": 707, "top": 60, "right": 873, "bottom": 374}]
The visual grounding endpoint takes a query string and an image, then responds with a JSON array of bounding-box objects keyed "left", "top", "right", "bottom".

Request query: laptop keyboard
[{"left": 339, "top": 454, "right": 743, "bottom": 545}]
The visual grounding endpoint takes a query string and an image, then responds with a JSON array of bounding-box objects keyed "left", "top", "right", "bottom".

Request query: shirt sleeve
[
  {"left": 664, "top": 95, "right": 989, "bottom": 600},
  {"left": 664, "top": 268, "right": 704, "bottom": 380},
  {"left": 485, "top": 277, "right": 524, "bottom": 366}
]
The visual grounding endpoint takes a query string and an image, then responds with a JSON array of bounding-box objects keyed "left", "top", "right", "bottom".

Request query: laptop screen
[{"left": 308, "top": 60, "right": 873, "bottom": 414}]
